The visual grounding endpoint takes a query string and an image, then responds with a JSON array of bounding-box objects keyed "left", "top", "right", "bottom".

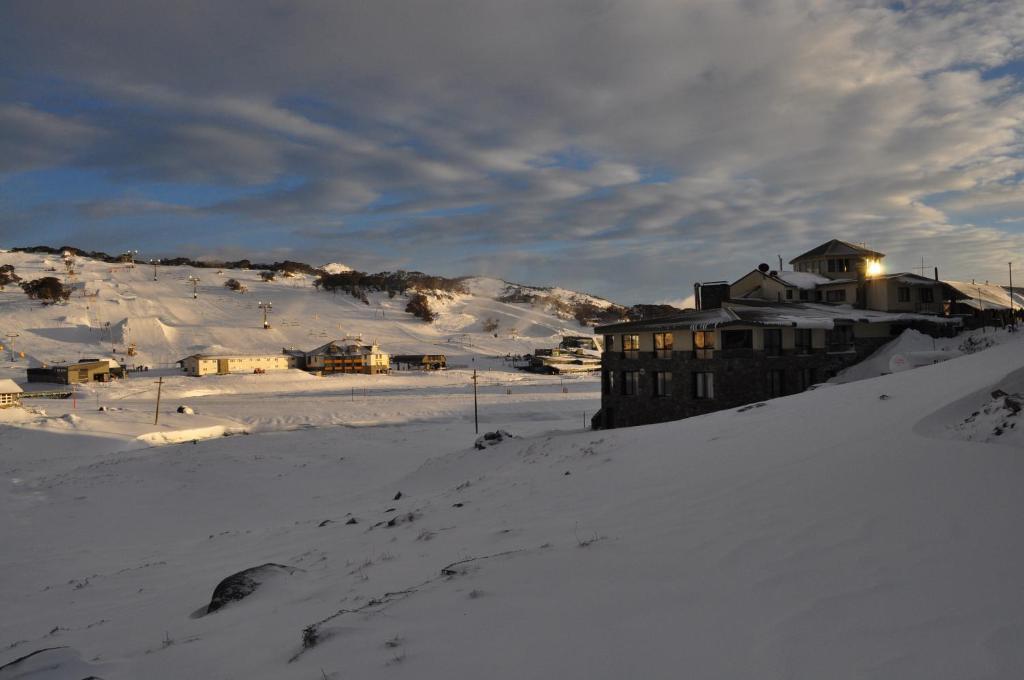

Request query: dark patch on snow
[
  {"left": 205, "top": 563, "right": 300, "bottom": 614},
  {"left": 474, "top": 429, "right": 518, "bottom": 449}
]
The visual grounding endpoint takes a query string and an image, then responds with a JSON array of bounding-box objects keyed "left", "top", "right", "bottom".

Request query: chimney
[
  {"left": 693, "top": 282, "right": 702, "bottom": 311},
  {"left": 696, "top": 282, "right": 730, "bottom": 310},
  {"left": 934, "top": 266, "right": 939, "bottom": 282}
]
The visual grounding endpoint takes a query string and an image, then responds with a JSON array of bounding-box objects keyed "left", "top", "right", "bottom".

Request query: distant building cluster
[
  {"left": 177, "top": 340, "right": 449, "bottom": 377},
  {"left": 594, "top": 239, "right": 1010, "bottom": 430}
]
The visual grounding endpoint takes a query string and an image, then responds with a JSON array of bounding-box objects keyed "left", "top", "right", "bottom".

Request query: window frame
[
  {"left": 693, "top": 371, "right": 715, "bottom": 400},
  {"left": 654, "top": 371, "right": 673, "bottom": 397},
  {"left": 693, "top": 330, "right": 715, "bottom": 359},
  {"left": 622, "top": 370, "right": 640, "bottom": 396},
  {"left": 654, "top": 332, "right": 674, "bottom": 359}
]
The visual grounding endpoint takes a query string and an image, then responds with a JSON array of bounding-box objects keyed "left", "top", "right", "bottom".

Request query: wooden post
[
  {"left": 154, "top": 376, "right": 163, "bottom": 425},
  {"left": 473, "top": 369, "right": 479, "bottom": 434}
]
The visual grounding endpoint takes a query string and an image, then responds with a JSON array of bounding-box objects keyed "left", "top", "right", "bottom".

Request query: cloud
[
  {"left": 0, "top": 104, "right": 98, "bottom": 174},
  {"left": 1, "top": 0, "right": 1024, "bottom": 300}
]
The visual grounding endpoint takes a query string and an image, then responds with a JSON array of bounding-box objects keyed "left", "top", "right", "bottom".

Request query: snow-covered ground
[{"left": 3, "top": 250, "right": 1024, "bottom": 679}]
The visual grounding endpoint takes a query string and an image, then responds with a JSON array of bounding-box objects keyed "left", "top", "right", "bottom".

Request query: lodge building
[{"left": 594, "top": 240, "right": 963, "bottom": 429}]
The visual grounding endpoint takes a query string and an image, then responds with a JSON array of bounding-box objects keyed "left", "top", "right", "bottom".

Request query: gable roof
[
  {"left": 0, "top": 379, "right": 23, "bottom": 394},
  {"left": 790, "top": 239, "right": 884, "bottom": 264}
]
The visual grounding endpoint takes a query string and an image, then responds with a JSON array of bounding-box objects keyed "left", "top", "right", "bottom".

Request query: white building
[
  {"left": 178, "top": 354, "right": 291, "bottom": 377},
  {"left": 0, "top": 379, "right": 23, "bottom": 408}
]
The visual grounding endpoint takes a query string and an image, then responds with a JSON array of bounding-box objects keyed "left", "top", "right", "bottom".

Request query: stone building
[{"left": 594, "top": 239, "right": 962, "bottom": 429}]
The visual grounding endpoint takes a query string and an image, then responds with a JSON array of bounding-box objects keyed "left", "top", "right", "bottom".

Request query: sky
[{"left": 1, "top": 0, "right": 1023, "bottom": 304}]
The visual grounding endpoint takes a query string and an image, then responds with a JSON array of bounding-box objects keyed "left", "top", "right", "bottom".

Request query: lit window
[
  {"left": 693, "top": 331, "right": 714, "bottom": 359},
  {"left": 654, "top": 332, "right": 673, "bottom": 358}
]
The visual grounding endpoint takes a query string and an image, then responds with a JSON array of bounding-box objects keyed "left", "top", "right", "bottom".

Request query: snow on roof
[
  {"left": 0, "top": 379, "right": 23, "bottom": 393},
  {"left": 773, "top": 271, "right": 830, "bottom": 289},
  {"left": 596, "top": 300, "right": 959, "bottom": 333},
  {"left": 943, "top": 280, "right": 1020, "bottom": 311}
]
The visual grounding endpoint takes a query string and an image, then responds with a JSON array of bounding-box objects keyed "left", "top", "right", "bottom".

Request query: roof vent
[{"left": 769, "top": 270, "right": 778, "bottom": 277}]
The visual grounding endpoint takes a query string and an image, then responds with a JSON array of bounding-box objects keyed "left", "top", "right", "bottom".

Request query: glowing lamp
[{"left": 865, "top": 259, "right": 883, "bottom": 277}]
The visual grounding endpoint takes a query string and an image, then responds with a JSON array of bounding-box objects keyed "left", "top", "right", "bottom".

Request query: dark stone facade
[{"left": 599, "top": 337, "right": 890, "bottom": 429}]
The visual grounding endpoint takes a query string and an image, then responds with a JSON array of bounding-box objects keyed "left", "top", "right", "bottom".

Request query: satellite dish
[{"left": 758, "top": 263, "right": 770, "bottom": 273}]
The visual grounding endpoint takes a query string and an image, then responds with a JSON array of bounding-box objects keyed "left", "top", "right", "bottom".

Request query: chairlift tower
[
  {"left": 258, "top": 300, "right": 273, "bottom": 329},
  {"left": 4, "top": 332, "right": 19, "bottom": 362}
]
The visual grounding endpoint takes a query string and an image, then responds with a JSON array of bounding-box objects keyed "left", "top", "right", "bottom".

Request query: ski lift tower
[
  {"left": 187, "top": 275, "right": 201, "bottom": 299},
  {"left": 258, "top": 300, "right": 273, "bottom": 329}
]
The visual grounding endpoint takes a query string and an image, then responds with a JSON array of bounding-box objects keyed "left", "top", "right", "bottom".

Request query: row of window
[
  {"left": 896, "top": 287, "right": 934, "bottom": 303},
  {"left": 608, "top": 367, "right": 822, "bottom": 400},
  {"left": 607, "top": 328, "right": 820, "bottom": 355},
  {"left": 793, "top": 258, "right": 860, "bottom": 274}
]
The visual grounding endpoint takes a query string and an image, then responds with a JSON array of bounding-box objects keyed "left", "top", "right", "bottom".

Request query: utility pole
[
  {"left": 188, "top": 275, "right": 200, "bottom": 299},
  {"left": 472, "top": 369, "right": 479, "bottom": 434},
  {"left": 150, "top": 259, "right": 159, "bottom": 281},
  {"left": 1010, "top": 262, "right": 1016, "bottom": 330},
  {"left": 258, "top": 300, "right": 273, "bottom": 329},
  {"left": 154, "top": 376, "right": 164, "bottom": 425}
]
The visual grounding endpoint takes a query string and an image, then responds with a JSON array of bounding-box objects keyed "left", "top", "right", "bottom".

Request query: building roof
[
  {"left": 306, "top": 340, "right": 382, "bottom": 357},
  {"left": 178, "top": 353, "right": 286, "bottom": 362},
  {"left": 790, "top": 239, "right": 885, "bottom": 264},
  {"left": 596, "top": 299, "right": 959, "bottom": 333},
  {"left": 0, "top": 378, "right": 23, "bottom": 394},
  {"left": 943, "top": 280, "right": 1024, "bottom": 311},
  {"left": 773, "top": 271, "right": 831, "bottom": 289}
]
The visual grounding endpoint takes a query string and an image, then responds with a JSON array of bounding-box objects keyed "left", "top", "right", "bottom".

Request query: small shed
[{"left": 0, "top": 379, "right": 23, "bottom": 408}]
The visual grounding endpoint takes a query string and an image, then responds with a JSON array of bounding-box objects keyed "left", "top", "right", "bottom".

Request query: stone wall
[{"left": 599, "top": 336, "right": 889, "bottom": 429}]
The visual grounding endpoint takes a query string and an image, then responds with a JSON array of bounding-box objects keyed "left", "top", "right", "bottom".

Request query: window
[
  {"left": 721, "top": 329, "right": 753, "bottom": 350},
  {"left": 603, "top": 370, "right": 614, "bottom": 394},
  {"left": 785, "top": 288, "right": 793, "bottom": 300},
  {"left": 826, "top": 325, "right": 854, "bottom": 352},
  {"left": 767, "top": 369, "right": 785, "bottom": 397},
  {"left": 897, "top": 287, "right": 910, "bottom": 303},
  {"left": 794, "top": 328, "right": 813, "bottom": 354},
  {"left": 763, "top": 328, "right": 782, "bottom": 357},
  {"left": 796, "top": 368, "right": 816, "bottom": 392},
  {"left": 815, "top": 290, "right": 823, "bottom": 302},
  {"left": 826, "top": 289, "right": 847, "bottom": 302},
  {"left": 919, "top": 288, "right": 934, "bottom": 303},
  {"left": 622, "top": 334, "right": 639, "bottom": 357},
  {"left": 799, "top": 289, "right": 809, "bottom": 301},
  {"left": 828, "top": 258, "right": 851, "bottom": 273},
  {"left": 604, "top": 335, "right": 615, "bottom": 351},
  {"left": 693, "top": 330, "right": 714, "bottom": 359},
  {"left": 654, "top": 332, "right": 673, "bottom": 359},
  {"left": 622, "top": 370, "right": 640, "bottom": 396},
  {"left": 654, "top": 371, "right": 672, "bottom": 397},
  {"left": 693, "top": 372, "right": 715, "bottom": 399}
]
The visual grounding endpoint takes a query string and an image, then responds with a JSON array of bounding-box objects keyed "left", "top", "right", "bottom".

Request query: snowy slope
[
  {"left": 2, "top": 323, "right": 1024, "bottom": 677},
  {"left": 0, "top": 252, "right": 604, "bottom": 369}
]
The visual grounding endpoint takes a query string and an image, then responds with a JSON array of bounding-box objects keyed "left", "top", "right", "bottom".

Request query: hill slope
[
  {"left": 0, "top": 251, "right": 614, "bottom": 368},
  {"left": 1, "top": 321, "right": 1023, "bottom": 678}
]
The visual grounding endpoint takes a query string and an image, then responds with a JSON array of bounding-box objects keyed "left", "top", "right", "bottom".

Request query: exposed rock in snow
[
  {"left": 205, "top": 563, "right": 301, "bottom": 614},
  {"left": 475, "top": 429, "right": 519, "bottom": 449}
]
